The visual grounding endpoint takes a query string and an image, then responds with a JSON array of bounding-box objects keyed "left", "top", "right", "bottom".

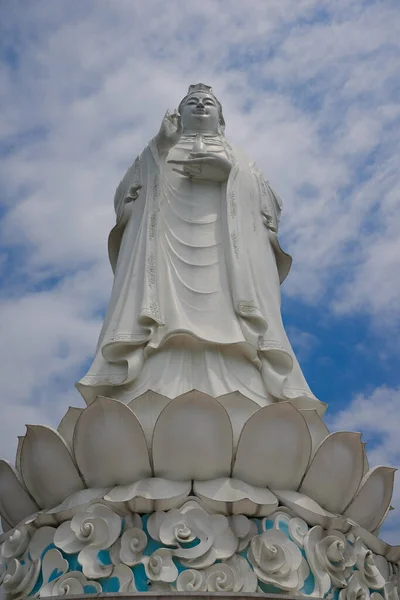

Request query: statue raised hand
[{"left": 155, "top": 109, "right": 182, "bottom": 153}]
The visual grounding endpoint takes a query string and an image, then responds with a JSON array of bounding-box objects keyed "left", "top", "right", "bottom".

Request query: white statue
[{"left": 77, "top": 83, "right": 326, "bottom": 416}]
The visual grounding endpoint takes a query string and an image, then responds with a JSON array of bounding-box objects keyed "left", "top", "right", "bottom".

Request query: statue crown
[{"left": 187, "top": 83, "right": 213, "bottom": 96}]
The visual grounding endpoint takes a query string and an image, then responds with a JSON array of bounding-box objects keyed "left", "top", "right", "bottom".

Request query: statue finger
[
  {"left": 184, "top": 165, "right": 201, "bottom": 174},
  {"left": 168, "top": 158, "right": 205, "bottom": 165},
  {"left": 189, "top": 152, "right": 210, "bottom": 158},
  {"left": 171, "top": 168, "right": 191, "bottom": 178},
  {"left": 184, "top": 157, "right": 213, "bottom": 164}
]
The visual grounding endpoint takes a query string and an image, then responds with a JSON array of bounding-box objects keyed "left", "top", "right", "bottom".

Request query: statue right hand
[{"left": 155, "top": 109, "right": 182, "bottom": 153}]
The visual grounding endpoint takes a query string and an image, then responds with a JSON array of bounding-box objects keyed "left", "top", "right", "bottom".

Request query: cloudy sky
[{"left": 0, "top": 0, "right": 399, "bottom": 543}]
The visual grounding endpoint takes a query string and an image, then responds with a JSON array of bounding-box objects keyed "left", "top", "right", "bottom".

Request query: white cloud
[
  {"left": 1, "top": 0, "right": 399, "bottom": 313},
  {"left": 287, "top": 326, "right": 319, "bottom": 363}
]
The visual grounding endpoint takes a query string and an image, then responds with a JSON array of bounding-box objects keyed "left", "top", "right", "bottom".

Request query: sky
[{"left": 0, "top": 0, "right": 399, "bottom": 545}]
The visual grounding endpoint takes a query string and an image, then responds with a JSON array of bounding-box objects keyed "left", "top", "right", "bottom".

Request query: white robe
[{"left": 77, "top": 135, "right": 326, "bottom": 416}]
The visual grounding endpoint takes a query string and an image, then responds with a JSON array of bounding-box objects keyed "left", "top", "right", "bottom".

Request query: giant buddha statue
[{"left": 77, "top": 83, "right": 326, "bottom": 415}]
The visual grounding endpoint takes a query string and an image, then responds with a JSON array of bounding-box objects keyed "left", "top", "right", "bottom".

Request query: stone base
[
  {"left": 39, "top": 594, "right": 311, "bottom": 600},
  {"left": 1, "top": 500, "right": 398, "bottom": 600}
]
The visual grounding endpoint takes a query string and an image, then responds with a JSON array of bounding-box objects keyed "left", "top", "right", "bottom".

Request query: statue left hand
[
  {"left": 124, "top": 184, "right": 142, "bottom": 203},
  {"left": 168, "top": 152, "right": 232, "bottom": 183}
]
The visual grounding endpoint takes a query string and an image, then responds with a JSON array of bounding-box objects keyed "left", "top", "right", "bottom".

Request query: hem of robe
[{"left": 76, "top": 331, "right": 327, "bottom": 417}]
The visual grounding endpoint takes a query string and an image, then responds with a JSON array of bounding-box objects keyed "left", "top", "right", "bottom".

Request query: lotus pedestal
[{"left": 0, "top": 391, "right": 398, "bottom": 600}]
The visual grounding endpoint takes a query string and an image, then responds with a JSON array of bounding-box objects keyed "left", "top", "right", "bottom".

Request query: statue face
[{"left": 180, "top": 92, "right": 220, "bottom": 133}]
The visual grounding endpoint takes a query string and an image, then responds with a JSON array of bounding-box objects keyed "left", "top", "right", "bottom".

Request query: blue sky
[{"left": 0, "top": 0, "right": 399, "bottom": 543}]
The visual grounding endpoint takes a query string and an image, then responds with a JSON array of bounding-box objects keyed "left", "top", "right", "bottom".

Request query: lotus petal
[
  {"left": 104, "top": 478, "right": 191, "bottom": 512},
  {"left": 362, "top": 442, "right": 370, "bottom": 476},
  {"left": 128, "top": 390, "right": 170, "bottom": 449},
  {"left": 371, "top": 503, "right": 391, "bottom": 536},
  {"left": 344, "top": 466, "right": 396, "bottom": 532},
  {"left": 274, "top": 489, "right": 329, "bottom": 527},
  {"left": 0, "top": 460, "right": 39, "bottom": 526},
  {"left": 152, "top": 390, "right": 233, "bottom": 481},
  {"left": 299, "top": 409, "right": 329, "bottom": 457},
  {"left": 194, "top": 478, "right": 278, "bottom": 516},
  {"left": 300, "top": 431, "right": 364, "bottom": 514},
  {"left": 45, "top": 488, "right": 110, "bottom": 522},
  {"left": 274, "top": 490, "right": 349, "bottom": 532},
  {"left": 57, "top": 407, "right": 83, "bottom": 451},
  {"left": 73, "top": 396, "right": 151, "bottom": 487},
  {"left": 233, "top": 403, "right": 311, "bottom": 489},
  {"left": 216, "top": 392, "right": 259, "bottom": 450},
  {"left": 20, "top": 425, "right": 85, "bottom": 509},
  {"left": 15, "top": 436, "right": 24, "bottom": 475},
  {"left": 1, "top": 517, "right": 12, "bottom": 533}
]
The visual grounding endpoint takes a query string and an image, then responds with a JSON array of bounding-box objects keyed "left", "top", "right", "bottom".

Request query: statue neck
[{"left": 182, "top": 128, "right": 219, "bottom": 136}]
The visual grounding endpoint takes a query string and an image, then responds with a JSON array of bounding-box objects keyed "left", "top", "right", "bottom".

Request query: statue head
[{"left": 178, "top": 83, "right": 225, "bottom": 135}]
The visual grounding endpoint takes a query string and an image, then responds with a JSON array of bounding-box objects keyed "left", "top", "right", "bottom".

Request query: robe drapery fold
[{"left": 77, "top": 138, "right": 326, "bottom": 416}]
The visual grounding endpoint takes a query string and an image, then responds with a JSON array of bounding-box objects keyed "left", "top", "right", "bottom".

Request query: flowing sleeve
[
  {"left": 249, "top": 161, "right": 283, "bottom": 233},
  {"left": 108, "top": 154, "right": 143, "bottom": 273},
  {"left": 248, "top": 161, "right": 292, "bottom": 283},
  {"left": 114, "top": 155, "right": 142, "bottom": 224}
]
